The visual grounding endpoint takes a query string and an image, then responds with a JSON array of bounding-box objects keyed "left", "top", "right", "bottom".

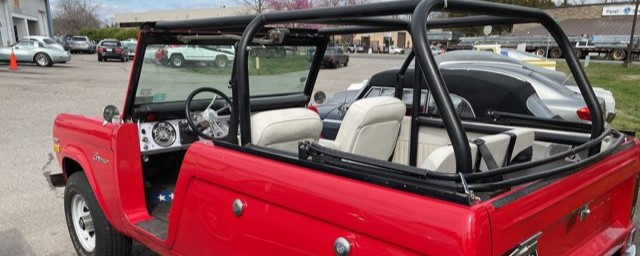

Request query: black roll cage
[{"left": 230, "top": 0, "right": 603, "bottom": 173}]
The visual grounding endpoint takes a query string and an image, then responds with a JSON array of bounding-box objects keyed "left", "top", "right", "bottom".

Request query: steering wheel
[{"left": 185, "top": 87, "right": 233, "bottom": 140}]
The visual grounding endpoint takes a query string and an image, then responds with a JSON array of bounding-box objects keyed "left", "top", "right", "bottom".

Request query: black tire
[
  {"left": 34, "top": 53, "right": 52, "bottom": 67},
  {"left": 64, "top": 172, "right": 132, "bottom": 256},
  {"left": 534, "top": 48, "right": 546, "bottom": 57},
  {"left": 344, "top": 59, "right": 349, "bottom": 67},
  {"left": 549, "top": 47, "right": 562, "bottom": 58},
  {"left": 215, "top": 55, "right": 228, "bottom": 68},
  {"left": 170, "top": 54, "right": 185, "bottom": 68},
  {"left": 574, "top": 49, "right": 583, "bottom": 59},
  {"left": 610, "top": 49, "right": 626, "bottom": 61}
]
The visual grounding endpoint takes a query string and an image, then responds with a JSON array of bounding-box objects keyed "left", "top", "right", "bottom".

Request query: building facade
[
  {"left": 115, "top": 7, "right": 250, "bottom": 28},
  {"left": 0, "top": 0, "right": 53, "bottom": 47}
]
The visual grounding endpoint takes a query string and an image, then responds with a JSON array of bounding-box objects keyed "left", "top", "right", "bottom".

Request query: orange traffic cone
[{"left": 9, "top": 49, "right": 18, "bottom": 70}]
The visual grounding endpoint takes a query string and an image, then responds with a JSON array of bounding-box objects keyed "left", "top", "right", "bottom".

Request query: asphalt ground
[
  {"left": 0, "top": 53, "right": 405, "bottom": 256},
  {"left": 1, "top": 52, "right": 638, "bottom": 255}
]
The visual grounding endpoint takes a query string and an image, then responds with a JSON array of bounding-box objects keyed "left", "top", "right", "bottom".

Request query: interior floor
[{"left": 145, "top": 172, "right": 177, "bottom": 222}]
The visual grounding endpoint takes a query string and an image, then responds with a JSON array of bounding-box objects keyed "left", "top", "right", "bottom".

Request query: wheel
[
  {"left": 170, "top": 54, "right": 185, "bottom": 68},
  {"left": 610, "top": 49, "right": 626, "bottom": 61},
  {"left": 534, "top": 48, "right": 546, "bottom": 57},
  {"left": 65, "top": 172, "right": 132, "bottom": 256},
  {"left": 344, "top": 59, "right": 348, "bottom": 67},
  {"left": 34, "top": 53, "right": 52, "bottom": 67},
  {"left": 185, "top": 87, "right": 233, "bottom": 140},
  {"left": 549, "top": 47, "right": 562, "bottom": 58},
  {"left": 214, "top": 55, "right": 228, "bottom": 68},
  {"left": 574, "top": 49, "right": 583, "bottom": 59}
]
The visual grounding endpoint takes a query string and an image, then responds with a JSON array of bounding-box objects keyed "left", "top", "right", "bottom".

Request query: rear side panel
[
  {"left": 167, "top": 143, "right": 492, "bottom": 256},
  {"left": 486, "top": 140, "right": 640, "bottom": 255}
]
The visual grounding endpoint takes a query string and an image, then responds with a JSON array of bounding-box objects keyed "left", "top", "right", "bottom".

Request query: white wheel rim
[
  {"left": 71, "top": 194, "right": 95, "bottom": 252},
  {"left": 173, "top": 58, "right": 182, "bottom": 66},
  {"left": 217, "top": 59, "right": 226, "bottom": 67},
  {"left": 37, "top": 55, "right": 48, "bottom": 66}
]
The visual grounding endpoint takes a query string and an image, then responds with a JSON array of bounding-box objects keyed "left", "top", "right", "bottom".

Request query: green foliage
[
  {"left": 447, "top": 0, "right": 557, "bottom": 36},
  {"left": 557, "top": 62, "right": 640, "bottom": 136},
  {"left": 79, "top": 28, "right": 140, "bottom": 41}
]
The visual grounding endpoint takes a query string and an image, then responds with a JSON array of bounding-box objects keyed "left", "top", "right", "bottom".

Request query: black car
[
  {"left": 322, "top": 47, "right": 349, "bottom": 68},
  {"left": 97, "top": 40, "right": 128, "bottom": 62},
  {"left": 316, "top": 68, "right": 561, "bottom": 140}
]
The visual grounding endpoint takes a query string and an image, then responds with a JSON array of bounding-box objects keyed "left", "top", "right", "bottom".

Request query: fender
[{"left": 60, "top": 145, "right": 116, "bottom": 223}]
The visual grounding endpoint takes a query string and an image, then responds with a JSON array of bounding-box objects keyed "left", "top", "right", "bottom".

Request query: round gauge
[{"left": 152, "top": 121, "right": 176, "bottom": 147}]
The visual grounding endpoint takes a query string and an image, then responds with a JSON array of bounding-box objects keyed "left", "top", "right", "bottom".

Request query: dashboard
[{"left": 138, "top": 119, "right": 199, "bottom": 155}]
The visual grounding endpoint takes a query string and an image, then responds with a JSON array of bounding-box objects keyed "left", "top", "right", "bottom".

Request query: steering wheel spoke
[{"left": 185, "top": 87, "right": 233, "bottom": 141}]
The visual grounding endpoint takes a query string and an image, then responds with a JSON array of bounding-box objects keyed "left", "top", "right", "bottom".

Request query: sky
[{"left": 51, "top": 0, "right": 235, "bottom": 21}]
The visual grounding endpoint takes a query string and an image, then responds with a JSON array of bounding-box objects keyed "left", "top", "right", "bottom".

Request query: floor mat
[{"left": 145, "top": 180, "right": 176, "bottom": 222}]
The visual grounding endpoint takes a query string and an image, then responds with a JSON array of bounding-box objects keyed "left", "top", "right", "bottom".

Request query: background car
[
  {"left": 435, "top": 50, "right": 615, "bottom": 122},
  {"left": 389, "top": 46, "right": 405, "bottom": 54},
  {"left": 317, "top": 67, "right": 558, "bottom": 139},
  {"left": 22, "top": 36, "right": 66, "bottom": 52},
  {"left": 96, "top": 40, "right": 128, "bottom": 62},
  {"left": 121, "top": 41, "right": 137, "bottom": 60},
  {"left": 69, "top": 36, "right": 95, "bottom": 54},
  {"left": 53, "top": 36, "right": 70, "bottom": 51},
  {"left": 322, "top": 47, "right": 349, "bottom": 68},
  {"left": 0, "top": 40, "right": 71, "bottom": 67}
]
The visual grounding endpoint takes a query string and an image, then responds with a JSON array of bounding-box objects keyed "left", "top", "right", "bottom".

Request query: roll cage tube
[
  {"left": 235, "top": 0, "right": 423, "bottom": 145},
  {"left": 410, "top": 0, "right": 604, "bottom": 156}
]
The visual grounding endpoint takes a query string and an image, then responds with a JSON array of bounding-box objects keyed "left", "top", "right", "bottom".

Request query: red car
[{"left": 50, "top": 1, "right": 639, "bottom": 256}]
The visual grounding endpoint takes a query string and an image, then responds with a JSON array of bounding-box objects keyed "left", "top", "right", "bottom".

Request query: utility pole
[{"left": 624, "top": 0, "right": 640, "bottom": 68}]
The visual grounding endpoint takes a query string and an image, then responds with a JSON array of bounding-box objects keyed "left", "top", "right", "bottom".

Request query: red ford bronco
[{"left": 51, "top": 0, "right": 640, "bottom": 255}]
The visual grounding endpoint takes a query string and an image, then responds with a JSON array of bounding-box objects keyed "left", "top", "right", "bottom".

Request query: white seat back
[
  {"left": 420, "top": 128, "right": 535, "bottom": 173},
  {"left": 331, "top": 96, "right": 405, "bottom": 160},
  {"left": 251, "top": 108, "right": 322, "bottom": 153}
]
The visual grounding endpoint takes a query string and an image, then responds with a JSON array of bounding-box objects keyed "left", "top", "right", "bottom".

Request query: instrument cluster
[{"left": 138, "top": 119, "right": 198, "bottom": 155}]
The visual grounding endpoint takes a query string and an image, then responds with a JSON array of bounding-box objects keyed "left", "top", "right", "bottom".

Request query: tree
[
  {"left": 53, "top": 0, "right": 101, "bottom": 35},
  {"left": 235, "top": 0, "right": 267, "bottom": 13},
  {"left": 265, "top": 0, "right": 313, "bottom": 11}
]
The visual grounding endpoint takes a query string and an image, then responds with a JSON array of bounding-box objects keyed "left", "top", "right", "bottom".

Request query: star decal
[
  {"left": 157, "top": 194, "right": 166, "bottom": 202},
  {"left": 170, "top": 193, "right": 174, "bottom": 200}
]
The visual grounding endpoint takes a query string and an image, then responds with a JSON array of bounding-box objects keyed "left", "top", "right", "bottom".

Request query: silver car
[
  {"left": 0, "top": 40, "right": 72, "bottom": 67},
  {"left": 435, "top": 50, "right": 615, "bottom": 122},
  {"left": 69, "top": 36, "right": 95, "bottom": 53}
]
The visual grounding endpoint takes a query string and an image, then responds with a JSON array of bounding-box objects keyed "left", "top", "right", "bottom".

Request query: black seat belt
[
  {"left": 472, "top": 138, "right": 499, "bottom": 171},
  {"left": 503, "top": 132, "right": 517, "bottom": 167}
]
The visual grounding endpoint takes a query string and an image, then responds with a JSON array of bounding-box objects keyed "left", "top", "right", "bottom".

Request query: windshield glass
[
  {"left": 72, "top": 37, "right": 87, "bottom": 41},
  {"left": 135, "top": 43, "right": 316, "bottom": 105},
  {"left": 102, "top": 41, "right": 121, "bottom": 47}
]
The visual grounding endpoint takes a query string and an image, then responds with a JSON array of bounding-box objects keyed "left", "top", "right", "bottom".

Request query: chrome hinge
[{"left": 508, "top": 232, "right": 542, "bottom": 256}]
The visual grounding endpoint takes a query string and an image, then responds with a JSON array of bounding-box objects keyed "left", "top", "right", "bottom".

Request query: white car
[
  {"left": 389, "top": 46, "right": 405, "bottom": 54},
  {"left": 164, "top": 45, "right": 235, "bottom": 68}
]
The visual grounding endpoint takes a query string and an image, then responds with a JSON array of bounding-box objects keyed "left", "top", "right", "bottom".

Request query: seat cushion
[{"left": 251, "top": 108, "right": 322, "bottom": 153}]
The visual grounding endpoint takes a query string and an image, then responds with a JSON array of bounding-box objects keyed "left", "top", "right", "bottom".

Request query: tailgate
[{"left": 486, "top": 141, "right": 640, "bottom": 255}]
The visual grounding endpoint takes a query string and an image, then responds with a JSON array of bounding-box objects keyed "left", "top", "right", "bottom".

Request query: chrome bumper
[{"left": 623, "top": 244, "right": 636, "bottom": 256}]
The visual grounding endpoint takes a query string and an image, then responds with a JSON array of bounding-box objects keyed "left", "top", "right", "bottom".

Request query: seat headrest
[{"left": 343, "top": 97, "right": 406, "bottom": 128}]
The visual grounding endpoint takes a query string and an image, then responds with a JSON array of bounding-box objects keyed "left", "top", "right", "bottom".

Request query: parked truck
[{"left": 447, "top": 34, "right": 640, "bottom": 60}]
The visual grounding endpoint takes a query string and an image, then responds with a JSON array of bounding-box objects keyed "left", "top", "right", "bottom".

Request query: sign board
[{"left": 602, "top": 5, "right": 640, "bottom": 16}]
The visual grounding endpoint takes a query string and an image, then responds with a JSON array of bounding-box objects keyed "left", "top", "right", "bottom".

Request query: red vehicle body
[{"left": 51, "top": 1, "right": 640, "bottom": 255}]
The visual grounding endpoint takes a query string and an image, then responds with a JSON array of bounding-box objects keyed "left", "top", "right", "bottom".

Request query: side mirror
[{"left": 102, "top": 105, "right": 121, "bottom": 125}]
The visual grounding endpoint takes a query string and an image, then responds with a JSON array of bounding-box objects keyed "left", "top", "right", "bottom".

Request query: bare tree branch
[{"left": 53, "top": 0, "right": 101, "bottom": 35}]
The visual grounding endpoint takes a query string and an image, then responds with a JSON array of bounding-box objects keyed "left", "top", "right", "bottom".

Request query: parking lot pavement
[{"left": 0, "top": 53, "right": 404, "bottom": 255}]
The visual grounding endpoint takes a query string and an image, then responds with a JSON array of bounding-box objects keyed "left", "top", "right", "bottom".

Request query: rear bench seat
[
  {"left": 420, "top": 128, "right": 535, "bottom": 173},
  {"left": 391, "top": 117, "right": 535, "bottom": 173}
]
